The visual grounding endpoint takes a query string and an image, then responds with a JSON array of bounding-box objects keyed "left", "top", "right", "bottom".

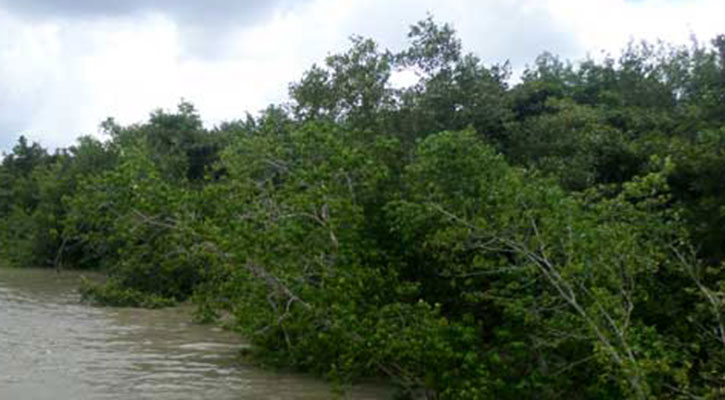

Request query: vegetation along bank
[{"left": 3, "top": 18, "right": 725, "bottom": 399}]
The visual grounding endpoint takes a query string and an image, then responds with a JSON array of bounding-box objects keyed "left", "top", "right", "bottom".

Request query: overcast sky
[{"left": 1, "top": 0, "right": 723, "bottom": 153}]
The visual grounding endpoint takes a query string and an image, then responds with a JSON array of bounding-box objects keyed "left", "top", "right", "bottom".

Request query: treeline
[{"left": 2, "top": 18, "right": 725, "bottom": 399}]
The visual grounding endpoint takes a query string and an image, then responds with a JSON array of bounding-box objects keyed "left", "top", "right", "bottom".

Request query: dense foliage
[{"left": 3, "top": 18, "right": 725, "bottom": 399}]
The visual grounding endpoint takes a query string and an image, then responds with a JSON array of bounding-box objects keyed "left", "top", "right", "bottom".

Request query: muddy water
[{"left": 0, "top": 268, "right": 389, "bottom": 399}]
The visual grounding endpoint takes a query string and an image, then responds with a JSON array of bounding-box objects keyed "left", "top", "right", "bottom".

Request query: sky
[{"left": 0, "top": 0, "right": 724, "bottom": 153}]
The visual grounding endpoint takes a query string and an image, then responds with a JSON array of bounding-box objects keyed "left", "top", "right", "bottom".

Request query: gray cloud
[
  {"left": 0, "top": 0, "right": 301, "bottom": 24},
  {"left": 0, "top": 0, "right": 310, "bottom": 58},
  {"left": 0, "top": 0, "right": 719, "bottom": 155},
  {"left": 0, "top": 91, "right": 31, "bottom": 151},
  {"left": 0, "top": 128, "right": 23, "bottom": 155}
]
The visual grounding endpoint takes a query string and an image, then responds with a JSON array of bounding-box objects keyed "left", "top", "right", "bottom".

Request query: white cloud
[
  {"left": 0, "top": 0, "right": 723, "bottom": 152},
  {"left": 547, "top": 0, "right": 725, "bottom": 55}
]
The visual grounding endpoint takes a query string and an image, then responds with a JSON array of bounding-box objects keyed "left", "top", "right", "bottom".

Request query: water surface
[{"left": 0, "top": 268, "right": 389, "bottom": 399}]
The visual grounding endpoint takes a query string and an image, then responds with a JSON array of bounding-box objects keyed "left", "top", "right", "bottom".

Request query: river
[{"left": 0, "top": 268, "right": 390, "bottom": 399}]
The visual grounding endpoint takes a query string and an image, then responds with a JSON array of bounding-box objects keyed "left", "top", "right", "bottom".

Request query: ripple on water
[{"left": 0, "top": 268, "right": 391, "bottom": 400}]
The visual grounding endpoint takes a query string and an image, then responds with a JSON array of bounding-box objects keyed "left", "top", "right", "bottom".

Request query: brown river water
[{"left": 0, "top": 268, "right": 390, "bottom": 400}]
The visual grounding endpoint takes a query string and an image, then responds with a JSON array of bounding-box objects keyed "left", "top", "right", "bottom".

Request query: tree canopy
[{"left": 2, "top": 19, "right": 725, "bottom": 399}]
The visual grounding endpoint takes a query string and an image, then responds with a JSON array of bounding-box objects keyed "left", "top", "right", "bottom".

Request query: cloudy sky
[{"left": 0, "top": 0, "right": 723, "bottom": 153}]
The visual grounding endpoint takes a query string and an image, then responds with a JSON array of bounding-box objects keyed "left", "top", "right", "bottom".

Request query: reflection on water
[{"left": 0, "top": 268, "right": 389, "bottom": 400}]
